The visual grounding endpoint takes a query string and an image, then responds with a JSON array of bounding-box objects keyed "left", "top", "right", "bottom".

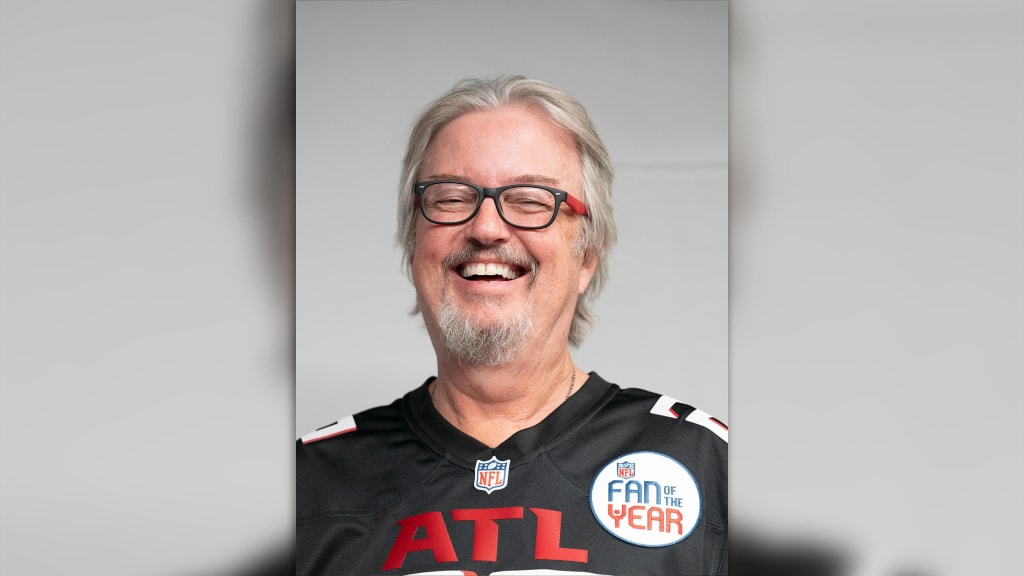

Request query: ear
[{"left": 577, "top": 249, "right": 599, "bottom": 295}]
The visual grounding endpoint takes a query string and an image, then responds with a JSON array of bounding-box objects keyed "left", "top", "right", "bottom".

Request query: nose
[{"left": 466, "top": 196, "right": 512, "bottom": 245}]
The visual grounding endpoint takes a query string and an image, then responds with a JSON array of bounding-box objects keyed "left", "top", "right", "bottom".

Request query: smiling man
[{"left": 297, "top": 76, "right": 728, "bottom": 575}]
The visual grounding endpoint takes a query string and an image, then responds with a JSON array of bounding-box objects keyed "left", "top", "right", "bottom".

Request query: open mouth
[{"left": 457, "top": 262, "right": 525, "bottom": 281}]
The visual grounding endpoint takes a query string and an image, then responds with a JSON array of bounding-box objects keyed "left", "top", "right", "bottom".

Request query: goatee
[
  {"left": 437, "top": 290, "right": 533, "bottom": 366},
  {"left": 433, "top": 244, "right": 538, "bottom": 365}
]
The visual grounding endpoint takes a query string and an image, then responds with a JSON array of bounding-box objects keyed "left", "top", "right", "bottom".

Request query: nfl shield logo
[
  {"left": 617, "top": 461, "right": 636, "bottom": 478},
  {"left": 474, "top": 456, "right": 510, "bottom": 494}
]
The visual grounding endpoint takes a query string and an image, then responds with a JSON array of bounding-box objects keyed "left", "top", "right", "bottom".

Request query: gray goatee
[{"left": 437, "top": 245, "right": 537, "bottom": 366}]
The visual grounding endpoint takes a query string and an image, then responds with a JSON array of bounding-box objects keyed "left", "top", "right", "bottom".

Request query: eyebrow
[{"left": 423, "top": 173, "right": 562, "bottom": 187}]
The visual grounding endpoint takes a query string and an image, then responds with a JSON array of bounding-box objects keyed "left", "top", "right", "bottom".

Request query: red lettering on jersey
[
  {"left": 385, "top": 507, "right": 590, "bottom": 568},
  {"left": 381, "top": 511, "right": 457, "bottom": 571},
  {"left": 451, "top": 507, "right": 524, "bottom": 562},
  {"left": 530, "top": 508, "right": 588, "bottom": 563}
]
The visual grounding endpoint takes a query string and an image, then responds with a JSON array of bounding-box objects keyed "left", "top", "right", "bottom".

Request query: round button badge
[{"left": 589, "top": 451, "right": 701, "bottom": 547}]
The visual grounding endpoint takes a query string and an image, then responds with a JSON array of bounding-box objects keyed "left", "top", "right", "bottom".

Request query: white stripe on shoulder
[
  {"left": 301, "top": 415, "right": 357, "bottom": 444},
  {"left": 685, "top": 408, "right": 729, "bottom": 443},
  {"left": 650, "top": 395, "right": 681, "bottom": 419}
]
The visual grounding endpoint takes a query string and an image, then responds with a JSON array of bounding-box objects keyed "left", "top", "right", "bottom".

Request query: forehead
[{"left": 420, "top": 105, "right": 581, "bottom": 187}]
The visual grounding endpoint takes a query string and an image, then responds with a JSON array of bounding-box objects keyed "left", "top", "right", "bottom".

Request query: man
[{"left": 297, "top": 76, "right": 728, "bottom": 575}]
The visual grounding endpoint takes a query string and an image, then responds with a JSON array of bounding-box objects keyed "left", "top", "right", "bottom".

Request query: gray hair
[{"left": 397, "top": 75, "right": 616, "bottom": 346}]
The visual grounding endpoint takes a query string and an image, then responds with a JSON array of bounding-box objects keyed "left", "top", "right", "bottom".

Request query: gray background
[
  {"left": 297, "top": 1, "right": 730, "bottom": 437},
  {"left": 2, "top": 1, "right": 1021, "bottom": 575}
]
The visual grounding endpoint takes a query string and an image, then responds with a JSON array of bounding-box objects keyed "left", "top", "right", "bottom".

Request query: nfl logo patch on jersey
[
  {"left": 474, "top": 456, "right": 510, "bottom": 494},
  {"left": 617, "top": 461, "right": 636, "bottom": 478}
]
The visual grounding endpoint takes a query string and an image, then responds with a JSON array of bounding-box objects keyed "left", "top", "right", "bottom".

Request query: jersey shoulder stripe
[
  {"left": 684, "top": 407, "right": 728, "bottom": 443},
  {"left": 300, "top": 415, "right": 357, "bottom": 444},
  {"left": 649, "top": 394, "right": 728, "bottom": 443},
  {"left": 650, "top": 394, "right": 682, "bottom": 418}
]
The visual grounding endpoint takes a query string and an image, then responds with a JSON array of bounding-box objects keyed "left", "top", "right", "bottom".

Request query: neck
[{"left": 430, "top": 352, "right": 585, "bottom": 448}]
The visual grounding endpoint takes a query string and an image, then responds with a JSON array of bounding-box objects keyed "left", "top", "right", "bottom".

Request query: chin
[{"left": 437, "top": 296, "right": 534, "bottom": 366}]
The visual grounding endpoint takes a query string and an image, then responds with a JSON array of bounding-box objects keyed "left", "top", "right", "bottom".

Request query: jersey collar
[{"left": 403, "top": 372, "right": 617, "bottom": 468}]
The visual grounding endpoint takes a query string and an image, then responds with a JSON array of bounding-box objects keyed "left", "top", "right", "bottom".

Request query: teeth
[{"left": 459, "top": 262, "right": 521, "bottom": 280}]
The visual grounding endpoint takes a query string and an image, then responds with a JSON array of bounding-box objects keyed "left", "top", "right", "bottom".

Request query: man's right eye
[{"left": 430, "top": 195, "right": 476, "bottom": 209}]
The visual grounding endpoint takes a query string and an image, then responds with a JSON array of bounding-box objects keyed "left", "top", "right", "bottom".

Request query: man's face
[{"left": 411, "top": 105, "right": 598, "bottom": 362}]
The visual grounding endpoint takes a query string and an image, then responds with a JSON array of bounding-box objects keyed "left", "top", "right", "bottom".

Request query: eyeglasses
[{"left": 413, "top": 180, "right": 588, "bottom": 230}]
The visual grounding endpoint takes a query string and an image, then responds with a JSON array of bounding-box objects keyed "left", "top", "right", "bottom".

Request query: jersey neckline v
[{"left": 403, "top": 371, "right": 618, "bottom": 467}]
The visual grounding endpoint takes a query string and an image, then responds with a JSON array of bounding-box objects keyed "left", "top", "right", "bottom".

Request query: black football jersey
[{"left": 297, "top": 373, "right": 728, "bottom": 575}]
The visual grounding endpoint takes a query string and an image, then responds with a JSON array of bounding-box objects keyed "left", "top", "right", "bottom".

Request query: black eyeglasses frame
[{"left": 412, "top": 180, "right": 589, "bottom": 230}]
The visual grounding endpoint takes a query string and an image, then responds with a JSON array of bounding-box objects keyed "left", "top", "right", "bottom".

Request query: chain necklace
[{"left": 430, "top": 369, "right": 577, "bottom": 405}]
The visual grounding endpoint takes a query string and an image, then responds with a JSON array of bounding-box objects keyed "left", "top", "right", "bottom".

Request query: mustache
[{"left": 442, "top": 245, "right": 538, "bottom": 275}]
